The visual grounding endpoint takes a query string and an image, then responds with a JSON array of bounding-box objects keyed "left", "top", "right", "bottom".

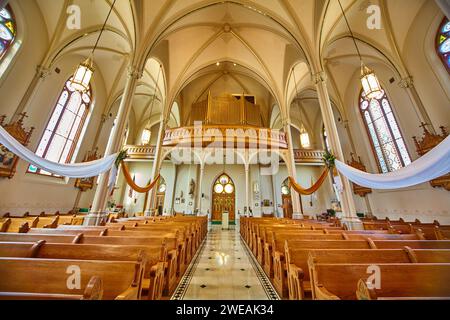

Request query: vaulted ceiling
[{"left": 32, "top": 0, "right": 432, "bottom": 134}]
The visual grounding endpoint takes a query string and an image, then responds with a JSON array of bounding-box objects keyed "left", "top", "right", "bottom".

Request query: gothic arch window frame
[
  {"left": 213, "top": 173, "right": 235, "bottom": 195},
  {"left": 359, "top": 88, "right": 412, "bottom": 174},
  {"left": 436, "top": 17, "right": 450, "bottom": 73},
  {"left": 0, "top": 3, "right": 21, "bottom": 81},
  {"left": 27, "top": 78, "right": 93, "bottom": 177}
]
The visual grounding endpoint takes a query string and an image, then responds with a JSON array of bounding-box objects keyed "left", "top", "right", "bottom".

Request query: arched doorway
[
  {"left": 156, "top": 176, "right": 167, "bottom": 215},
  {"left": 212, "top": 174, "right": 236, "bottom": 223},
  {"left": 281, "top": 178, "right": 293, "bottom": 219}
]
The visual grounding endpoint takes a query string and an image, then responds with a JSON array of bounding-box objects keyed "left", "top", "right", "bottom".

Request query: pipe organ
[{"left": 190, "top": 93, "right": 262, "bottom": 127}]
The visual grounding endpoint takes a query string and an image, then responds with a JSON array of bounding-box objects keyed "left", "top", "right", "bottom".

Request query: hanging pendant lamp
[
  {"left": 70, "top": 0, "right": 117, "bottom": 92},
  {"left": 338, "top": 0, "right": 382, "bottom": 99}
]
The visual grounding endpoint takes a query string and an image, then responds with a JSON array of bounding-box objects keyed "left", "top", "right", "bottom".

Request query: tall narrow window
[
  {"left": 360, "top": 89, "right": 411, "bottom": 173},
  {"left": 437, "top": 17, "right": 450, "bottom": 72},
  {"left": 28, "top": 79, "right": 92, "bottom": 176},
  {"left": 322, "top": 126, "right": 330, "bottom": 151},
  {"left": 0, "top": 5, "right": 17, "bottom": 61}
]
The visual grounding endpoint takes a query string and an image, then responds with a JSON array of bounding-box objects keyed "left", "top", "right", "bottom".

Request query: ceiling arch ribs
[
  {"left": 103, "top": 0, "right": 135, "bottom": 50},
  {"left": 325, "top": 34, "right": 403, "bottom": 77},
  {"left": 48, "top": 26, "right": 132, "bottom": 66},
  {"left": 138, "top": 0, "right": 312, "bottom": 72}
]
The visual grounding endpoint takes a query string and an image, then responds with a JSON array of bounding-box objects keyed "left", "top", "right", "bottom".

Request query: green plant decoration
[
  {"left": 115, "top": 150, "right": 128, "bottom": 168},
  {"left": 323, "top": 151, "right": 336, "bottom": 169}
]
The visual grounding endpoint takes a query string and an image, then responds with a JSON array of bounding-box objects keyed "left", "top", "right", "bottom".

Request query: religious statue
[{"left": 189, "top": 179, "right": 196, "bottom": 198}]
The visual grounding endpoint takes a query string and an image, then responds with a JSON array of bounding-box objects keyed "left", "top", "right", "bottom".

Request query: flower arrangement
[
  {"left": 115, "top": 150, "right": 128, "bottom": 168},
  {"left": 322, "top": 150, "right": 336, "bottom": 169}
]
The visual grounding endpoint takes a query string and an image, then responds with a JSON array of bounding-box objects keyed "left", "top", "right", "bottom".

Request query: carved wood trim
[
  {"left": 0, "top": 113, "right": 34, "bottom": 179},
  {"left": 347, "top": 153, "right": 372, "bottom": 197},
  {"left": 413, "top": 124, "right": 450, "bottom": 191}
]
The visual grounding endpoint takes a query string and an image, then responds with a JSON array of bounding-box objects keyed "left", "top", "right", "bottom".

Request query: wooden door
[
  {"left": 282, "top": 195, "right": 293, "bottom": 219},
  {"left": 212, "top": 174, "right": 235, "bottom": 223}
]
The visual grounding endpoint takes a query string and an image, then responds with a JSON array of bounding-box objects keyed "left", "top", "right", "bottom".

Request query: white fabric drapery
[
  {"left": 0, "top": 126, "right": 117, "bottom": 179},
  {"left": 335, "top": 135, "right": 450, "bottom": 190}
]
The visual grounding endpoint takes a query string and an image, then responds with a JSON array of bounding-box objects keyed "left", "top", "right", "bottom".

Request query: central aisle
[{"left": 172, "top": 225, "right": 280, "bottom": 300}]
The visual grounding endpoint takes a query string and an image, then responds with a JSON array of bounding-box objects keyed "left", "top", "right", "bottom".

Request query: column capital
[
  {"left": 398, "top": 76, "right": 414, "bottom": 89},
  {"left": 36, "top": 65, "right": 51, "bottom": 79},
  {"left": 312, "top": 71, "right": 327, "bottom": 85},
  {"left": 127, "top": 66, "right": 143, "bottom": 80},
  {"left": 281, "top": 118, "right": 291, "bottom": 127}
]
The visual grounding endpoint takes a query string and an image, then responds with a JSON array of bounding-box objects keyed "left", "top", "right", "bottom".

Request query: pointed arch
[
  {"left": 28, "top": 78, "right": 93, "bottom": 176},
  {"left": 436, "top": 17, "right": 450, "bottom": 73},
  {"left": 359, "top": 88, "right": 411, "bottom": 174}
]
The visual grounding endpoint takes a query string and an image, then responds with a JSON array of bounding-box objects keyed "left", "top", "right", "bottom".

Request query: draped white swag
[
  {"left": 335, "top": 135, "right": 450, "bottom": 190},
  {"left": 2, "top": 123, "right": 450, "bottom": 191},
  {"left": 0, "top": 126, "right": 117, "bottom": 179}
]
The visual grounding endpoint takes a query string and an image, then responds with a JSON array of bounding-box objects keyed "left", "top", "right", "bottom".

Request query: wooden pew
[
  {"left": 356, "top": 269, "right": 450, "bottom": 300},
  {"left": 310, "top": 263, "right": 450, "bottom": 300},
  {"left": 3, "top": 217, "right": 38, "bottom": 233},
  {"left": 0, "top": 219, "right": 11, "bottom": 232},
  {"left": 287, "top": 248, "right": 411, "bottom": 300},
  {"left": 371, "top": 240, "right": 450, "bottom": 249},
  {"left": 283, "top": 240, "right": 372, "bottom": 300},
  {"left": 344, "top": 232, "right": 425, "bottom": 241},
  {"left": 0, "top": 232, "right": 178, "bottom": 297},
  {"left": 35, "top": 216, "right": 59, "bottom": 229},
  {"left": 27, "top": 228, "right": 104, "bottom": 236},
  {"left": 0, "top": 257, "right": 144, "bottom": 300},
  {"left": 0, "top": 233, "right": 79, "bottom": 243},
  {"left": 78, "top": 235, "right": 179, "bottom": 296},
  {"left": 0, "top": 275, "right": 102, "bottom": 300},
  {"left": 0, "top": 242, "right": 165, "bottom": 300},
  {"left": 265, "top": 232, "right": 346, "bottom": 282}
]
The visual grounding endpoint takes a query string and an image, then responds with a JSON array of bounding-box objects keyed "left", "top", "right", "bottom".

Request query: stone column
[
  {"left": 399, "top": 76, "right": 436, "bottom": 134},
  {"left": 284, "top": 120, "right": 303, "bottom": 219},
  {"left": 145, "top": 118, "right": 167, "bottom": 216},
  {"left": 12, "top": 65, "right": 51, "bottom": 122},
  {"left": 196, "top": 163, "right": 205, "bottom": 214},
  {"left": 313, "top": 71, "right": 362, "bottom": 230},
  {"left": 87, "top": 66, "right": 142, "bottom": 225},
  {"left": 245, "top": 164, "right": 250, "bottom": 214}
]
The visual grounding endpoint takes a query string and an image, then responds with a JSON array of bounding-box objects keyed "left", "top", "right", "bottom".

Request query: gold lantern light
[
  {"left": 141, "top": 128, "right": 151, "bottom": 145},
  {"left": 71, "top": 56, "right": 94, "bottom": 93},
  {"left": 70, "top": 0, "right": 117, "bottom": 92},
  {"left": 361, "top": 63, "right": 383, "bottom": 99},
  {"left": 338, "top": 0, "right": 382, "bottom": 100}
]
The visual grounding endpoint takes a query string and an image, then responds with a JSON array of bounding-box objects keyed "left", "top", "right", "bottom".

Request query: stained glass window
[
  {"left": 0, "top": 5, "right": 16, "bottom": 61},
  {"left": 214, "top": 174, "right": 235, "bottom": 194},
  {"left": 360, "top": 89, "right": 411, "bottom": 173},
  {"left": 437, "top": 18, "right": 450, "bottom": 72},
  {"left": 158, "top": 176, "right": 167, "bottom": 194},
  {"left": 28, "top": 79, "right": 92, "bottom": 176},
  {"left": 281, "top": 178, "right": 290, "bottom": 195},
  {"left": 322, "top": 126, "right": 330, "bottom": 151}
]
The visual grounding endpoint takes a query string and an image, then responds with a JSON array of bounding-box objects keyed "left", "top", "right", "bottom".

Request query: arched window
[
  {"left": 359, "top": 89, "right": 411, "bottom": 173},
  {"left": 281, "top": 178, "right": 290, "bottom": 196},
  {"left": 213, "top": 174, "right": 235, "bottom": 195},
  {"left": 437, "top": 17, "right": 450, "bottom": 72},
  {"left": 28, "top": 79, "right": 92, "bottom": 176},
  {"left": 322, "top": 125, "right": 330, "bottom": 151},
  {"left": 0, "top": 5, "right": 17, "bottom": 61}
]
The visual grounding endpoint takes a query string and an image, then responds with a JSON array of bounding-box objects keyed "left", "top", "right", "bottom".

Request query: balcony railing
[
  {"left": 124, "top": 144, "right": 325, "bottom": 165},
  {"left": 293, "top": 149, "right": 326, "bottom": 164},
  {"left": 124, "top": 145, "right": 156, "bottom": 160},
  {"left": 162, "top": 125, "right": 288, "bottom": 149}
]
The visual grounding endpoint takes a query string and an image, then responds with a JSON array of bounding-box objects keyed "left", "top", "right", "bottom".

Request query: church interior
[{"left": 0, "top": 0, "right": 449, "bottom": 301}]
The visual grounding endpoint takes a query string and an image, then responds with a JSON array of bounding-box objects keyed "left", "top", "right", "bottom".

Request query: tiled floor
[{"left": 172, "top": 225, "right": 279, "bottom": 300}]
